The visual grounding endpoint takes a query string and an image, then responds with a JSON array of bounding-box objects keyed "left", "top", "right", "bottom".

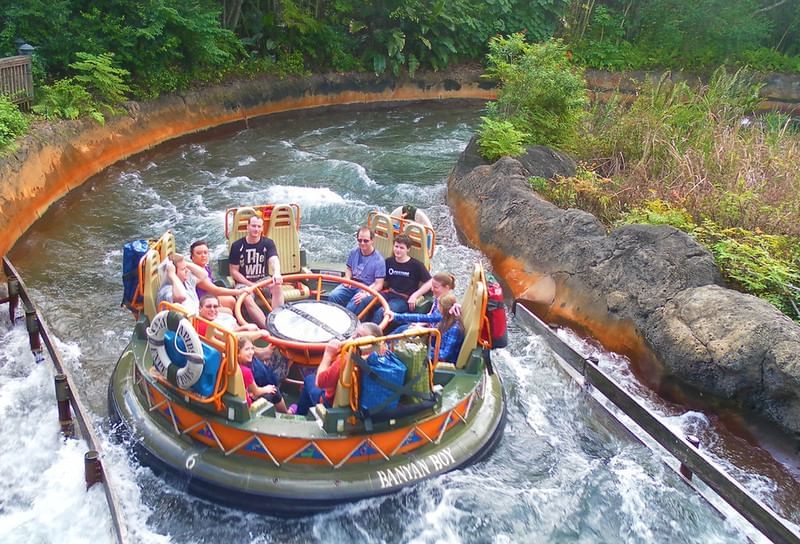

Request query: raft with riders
[{"left": 109, "top": 202, "right": 508, "bottom": 514}]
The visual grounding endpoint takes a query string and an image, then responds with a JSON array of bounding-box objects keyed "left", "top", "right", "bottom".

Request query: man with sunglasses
[
  {"left": 195, "top": 294, "right": 261, "bottom": 337},
  {"left": 328, "top": 226, "right": 385, "bottom": 314}
]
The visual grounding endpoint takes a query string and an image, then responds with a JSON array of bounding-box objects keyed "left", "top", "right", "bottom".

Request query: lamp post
[{"left": 17, "top": 43, "right": 35, "bottom": 56}]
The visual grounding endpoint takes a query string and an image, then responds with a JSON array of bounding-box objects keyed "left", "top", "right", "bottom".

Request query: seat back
[
  {"left": 141, "top": 249, "right": 162, "bottom": 321},
  {"left": 333, "top": 345, "right": 364, "bottom": 409},
  {"left": 227, "top": 364, "right": 248, "bottom": 400},
  {"left": 154, "top": 231, "right": 176, "bottom": 261},
  {"left": 455, "top": 263, "right": 488, "bottom": 369},
  {"left": 226, "top": 207, "right": 260, "bottom": 251},
  {"left": 368, "top": 212, "right": 395, "bottom": 261},
  {"left": 268, "top": 204, "right": 302, "bottom": 274},
  {"left": 402, "top": 222, "right": 432, "bottom": 270}
]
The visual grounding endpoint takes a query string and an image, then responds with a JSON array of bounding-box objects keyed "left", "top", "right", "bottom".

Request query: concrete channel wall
[
  {"left": 0, "top": 68, "right": 495, "bottom": 258},
  {"left": 3, "top": 67, "right": 799, "bottom": 260}
]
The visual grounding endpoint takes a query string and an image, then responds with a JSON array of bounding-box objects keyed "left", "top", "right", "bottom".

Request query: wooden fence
[{"left": 0, "top": 55, "right": 34, "bottom": 109}]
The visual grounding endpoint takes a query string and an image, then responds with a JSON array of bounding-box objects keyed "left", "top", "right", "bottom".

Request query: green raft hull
[{"left": 108, "top": 337, "right": 506, "bottom": 516}]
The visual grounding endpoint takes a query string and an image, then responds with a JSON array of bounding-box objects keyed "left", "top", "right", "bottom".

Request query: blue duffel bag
[{"left": 359, "top": 351, "right": 407, "bottom": 413}]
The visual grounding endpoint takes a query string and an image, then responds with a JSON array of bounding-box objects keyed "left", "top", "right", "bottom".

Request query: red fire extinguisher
[{"left": 483, "top": 272, "right": 508, "bottom": 349}]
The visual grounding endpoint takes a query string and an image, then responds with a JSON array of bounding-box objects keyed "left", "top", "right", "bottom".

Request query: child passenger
[
  {"left": 386, "top": 271, "right": 459, "bottom": 332},
  {"left": 237, "top": 337, "right": 289, "bottom": 413},
  {"left": 432, "top": 293, "right": 464, "bottom": 363}
]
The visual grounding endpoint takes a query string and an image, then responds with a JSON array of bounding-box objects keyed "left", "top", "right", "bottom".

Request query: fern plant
[
  {"left": 69, "top": 52, "right": 131, "bottom": 108},
  {"left": 477, "top": 117, "right": 528, "bottom": 161},
  {"left": 618, "top": 200, "right": 800, "bottom": 320},
  {"left": 0, "top": 95, "right": 29, "bottom": 151},
  {"left": 33, "top": 79, "right": 104, "bottom": 124}
]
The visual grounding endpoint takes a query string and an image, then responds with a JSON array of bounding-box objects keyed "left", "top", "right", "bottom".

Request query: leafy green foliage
[
  {"left": 70, "top": 52, "right": 131, "bottom": 107},
  {"left": 562, "top": 0, "right": 800, "bottom": 73},
  {"left": 618, "top": 200, "right": 800, "bottom": 320},
  {"left": 529, "top": 168, "right": 622, "bottom": 224},
  {"left": 2, "top": 1, "right": 241, "bottom": 98},
  {"left": 477, "top": 117, "right": 528, "bottom": 161},
  {"left": 0, "top": 96, "right": 29, "bottom": 151},
  {"left": 333, "top": 0, "right": 566, "bottom": 76},
  {"left": 481, "top": 34, "right": 587, "bottom": 151},
  {"left": 33, "top": 79, "right": 105, "bottom": 124}
]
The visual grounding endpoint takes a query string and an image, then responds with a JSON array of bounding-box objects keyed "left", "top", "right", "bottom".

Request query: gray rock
[
  {"left": 448, "top": 143, "right": 800, "bottom": 435},
  {"left": 649, "top": 285, "right": 800, "bottom": 431}
]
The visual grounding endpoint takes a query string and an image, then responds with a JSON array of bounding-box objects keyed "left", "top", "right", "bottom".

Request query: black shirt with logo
[
  {"left": 229, "top": 237, "right": 278, "bottom": 282},
  {"left": 384, "top": 256, "right": 430, "bottom": 297}
]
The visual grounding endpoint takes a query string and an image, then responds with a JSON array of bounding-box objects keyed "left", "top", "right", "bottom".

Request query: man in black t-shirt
[
  {"left": 373, "top": 234, "right": 431, "bottom": 326},
  {"left": 229, "top": 214, "right": 284, "bottom": 328}
]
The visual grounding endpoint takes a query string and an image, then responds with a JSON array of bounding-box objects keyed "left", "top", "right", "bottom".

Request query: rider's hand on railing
[
  {"left": 352, "top": 290, "right": 367, "bottom": 304},
  {"left": 325, "top": 338, "right": 342, "bottom": 354},
  {"left": 385, "top": 310, "right": 395, "bottom": 322},
  {"left": 272, "top": 272, "right": 283, "bottom": 285}
]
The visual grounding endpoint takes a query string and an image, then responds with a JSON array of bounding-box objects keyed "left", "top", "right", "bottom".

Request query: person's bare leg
[
  {"left": 218, "top": 295, "right": 237, "bottom": 312},
  {"left": 270, "top": 283, "right": 285, "bottom": 308},
  {"left": 244, "top": 294, "right": 267, "bottom": 329}
]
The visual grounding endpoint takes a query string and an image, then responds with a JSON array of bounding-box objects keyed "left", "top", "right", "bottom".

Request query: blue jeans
[
  {"left": 373, "top": 295, "right": 409, "bottom": 328},
  {"left": 328, "top": 284, "right": 374, "bottom": 315},
  {"left": 297, "top": 374, "right": 328, "bottom": 416}
]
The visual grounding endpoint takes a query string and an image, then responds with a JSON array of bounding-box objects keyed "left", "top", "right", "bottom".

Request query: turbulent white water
[{"left": 0, "top": 104, "right": 786, "bottom": 542}]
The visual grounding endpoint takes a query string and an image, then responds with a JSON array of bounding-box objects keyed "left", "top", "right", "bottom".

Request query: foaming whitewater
[
  {"left": 553, "top": 327, "right": 796, "bottom": 541},
  {"left": 1, "top": 103, "right": 788, "bottom": 542},
  {"left": 264, "top": 185, "right": 346, "bottom": 206},
  {"left": 0, "top": 318, "right": 168, "bottom": 544}
]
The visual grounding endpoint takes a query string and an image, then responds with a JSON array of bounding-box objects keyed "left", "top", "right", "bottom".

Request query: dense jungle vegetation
[{"left": 1, "top": 0, "right": 798, "bottom": 318}]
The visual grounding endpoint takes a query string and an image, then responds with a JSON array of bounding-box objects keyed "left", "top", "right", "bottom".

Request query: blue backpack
[
  {"left": 359, "top": 351, "right": 407, "bottom": 413},
  {"left": 122, "top": 239, "right": 149, "bottom": 312}
]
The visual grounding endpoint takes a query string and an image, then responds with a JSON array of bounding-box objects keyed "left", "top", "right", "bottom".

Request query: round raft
[{"left": 110, "top": 216, "right": 507, "bottom": 515}]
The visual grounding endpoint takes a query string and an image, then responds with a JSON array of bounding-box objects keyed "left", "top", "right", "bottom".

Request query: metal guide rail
[
  {"left": 513, "top": 301, "right": 800, "bottom": 544},
  {"left": 2, "top": 257, "right": 128, "bottom": 544}
]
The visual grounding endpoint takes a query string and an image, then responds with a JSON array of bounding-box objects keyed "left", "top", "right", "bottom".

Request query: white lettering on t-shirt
[
  {"left": 243, "top": 247, "right": 267, "bottom": 279},
  {"left": 387, "top": 267, "right": 411, "bottom": 278}
]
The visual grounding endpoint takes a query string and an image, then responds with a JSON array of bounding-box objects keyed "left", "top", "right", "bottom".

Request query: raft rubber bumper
[{"left": 107, "top": 354, "right": 506, "bottom": 516}]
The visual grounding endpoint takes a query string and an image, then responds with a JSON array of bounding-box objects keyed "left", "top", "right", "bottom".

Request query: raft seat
[
  {"left": 368, "top": 212, "right": 395, "bottom": 263},
  {"left": 402, "top": 222, "right": 432, "bottom": 270},
  {"left": 140, "top": 249, "right": 163, "bottom": 322},
  {"left": 154, "top": 231, "right": 176, "bottom": 261},
  {"left": 268, "top": 204, "right": 310, "bottom": 302},
  {"left": 454, "top": 263, "right": 488, "bottom": 370}
]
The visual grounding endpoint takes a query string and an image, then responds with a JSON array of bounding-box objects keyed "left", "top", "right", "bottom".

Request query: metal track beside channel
[
  {"left": 514, "top": 301, "right": 800, "bottom": 544},
  {"left": 2, "top": 257, "right": 128, "bottom": 544}
]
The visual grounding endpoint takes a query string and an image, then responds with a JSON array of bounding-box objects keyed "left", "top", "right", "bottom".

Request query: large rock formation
[{"left": 448, "top": 136, "right": 800, "bottom": 435}]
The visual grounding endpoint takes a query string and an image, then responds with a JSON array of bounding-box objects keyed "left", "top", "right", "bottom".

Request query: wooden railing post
[
  {"left": 6, "top": 276, "right": 19, "bottom": 322},
  {"left": 84, "top": 450, "right": 104, "bottom": 489}
]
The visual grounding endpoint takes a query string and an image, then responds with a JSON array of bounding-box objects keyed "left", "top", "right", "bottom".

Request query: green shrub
[
  {"left": 275, "top": 51, "right": 309, "bottom": 78},
  {"left": 529, "top": 168, "right": 622, "bottom": 224},
  {"left": 615, "top": 199, "right": 696, "bottom": 231},
  {"left": 618, "top": 200, "right": 800, "bottom": 320},
  {"left": 33, "top": 79, "right": 105, "bottom": 124},
  {"left": 0, "top": 96, "right": 29, "bottom": 151},
  {"left": 132, "top": 68, "right": 190, "bottom": 99},
  {"left": 477, "top": 117, "right": 528, "bottom": 161},
  {"left": 69, "top": 52, "right": 131, "bottom": 107},
  {"left": 483, "top": 34, "right": 587, "bottom": 150}
]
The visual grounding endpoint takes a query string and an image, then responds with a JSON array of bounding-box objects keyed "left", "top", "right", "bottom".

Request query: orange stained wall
[{"left": 0, "top": 71, "right": 496, "bottom": 258}]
